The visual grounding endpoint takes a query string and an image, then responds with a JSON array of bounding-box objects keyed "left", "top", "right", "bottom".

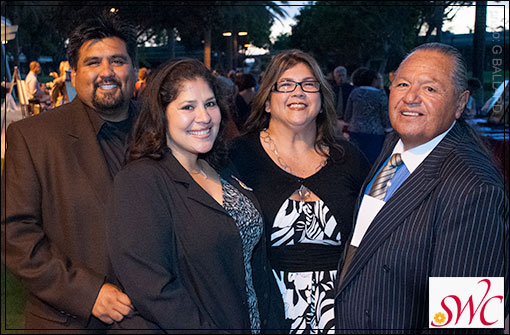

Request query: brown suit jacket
[{"left": 1, "top": 98, "right": 130, "bottom": 332}]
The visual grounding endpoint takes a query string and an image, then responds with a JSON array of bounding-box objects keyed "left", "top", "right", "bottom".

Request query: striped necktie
[
  {"left": 369, "top": 153, "right": 403, "bottom": 200},
  {"left": 338, "top": 153, "right": 404, "bottom": 288}
]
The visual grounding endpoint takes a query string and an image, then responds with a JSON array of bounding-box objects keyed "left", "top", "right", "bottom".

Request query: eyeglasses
[{"left": 273, "top": 80, "right": 321, "bottom": 93}]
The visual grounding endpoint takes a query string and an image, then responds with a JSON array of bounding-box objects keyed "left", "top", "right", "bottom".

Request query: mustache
[{"left": 94, "top": 76, "right": 121, "bottom": 88}]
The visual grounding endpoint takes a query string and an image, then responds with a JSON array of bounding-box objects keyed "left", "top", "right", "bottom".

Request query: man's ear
[{"left": 455, "top": 90, "right": 470, "bottom": 119}]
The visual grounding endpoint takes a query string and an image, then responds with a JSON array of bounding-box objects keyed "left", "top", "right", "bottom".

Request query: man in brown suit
[{"left": 1, "top": 14, "right": 138, "bottom": 333}]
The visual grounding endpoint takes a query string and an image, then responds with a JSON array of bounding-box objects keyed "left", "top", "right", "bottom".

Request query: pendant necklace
[{"left": 261, "top": 129, "right": 326, "bottom": 201}]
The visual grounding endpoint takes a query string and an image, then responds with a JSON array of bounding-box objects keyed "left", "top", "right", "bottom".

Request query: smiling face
[
  {"left": 389, "top": 50, "right": 469, "bottom": 150},
  {"left": 71, "top": 37, "right": 136, "bottom": 121},
  {"left": 266, "top": 62, "right": 321, "bottom": 130},
  {"left": 166, "top": 78, "right": 221, "bottom": 163}
]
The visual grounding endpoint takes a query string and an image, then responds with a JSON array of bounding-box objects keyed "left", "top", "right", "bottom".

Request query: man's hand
[{"left": 92, "top": 283, "right": 134, "bottom": 324}]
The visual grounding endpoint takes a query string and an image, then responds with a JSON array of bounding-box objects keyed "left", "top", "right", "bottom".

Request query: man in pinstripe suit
[{"left": 335, "top": 43, "right": 509, "bottom": 333}]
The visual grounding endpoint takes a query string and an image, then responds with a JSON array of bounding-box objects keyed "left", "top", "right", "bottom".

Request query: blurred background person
[
  {"left": 109, "top": 58, "right": 284, "bottom": 332},
  {"left": 234, "top": 72, "right": 257, "bottom": 133},
  {"left": 133, "top": 67, "right": 148, "bottom": 100},
  {"left": 230, "top": 50, "right": 369, "bottom": 333},
  {"left": 48, "top": 60, "right": 70, "bottom": 107},
  {"left": 25, "top": 60, "right": 51, "bottom": 109},
  {"left": 462, "top": 78, "right": 482, "bottom": 119},
  {"left": 344, "top": 67, "right": 391, "bottom": 165},
  {"left": 332, "top": 65, "right": 354, "bottom": 122}
]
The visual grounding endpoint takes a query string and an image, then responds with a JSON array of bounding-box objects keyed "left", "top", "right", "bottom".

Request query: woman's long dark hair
[{"left": 126, "top": 58, "right": 231, "bottom": 170}]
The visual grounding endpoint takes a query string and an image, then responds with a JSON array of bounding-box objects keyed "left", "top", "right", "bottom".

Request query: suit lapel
[
  {"left": 67, "top": 100, "right": 112, "bottom": 209},
  {"left": 338, "top": 123, "right": 465, "bottom": 293},
  {"left": 160, "top": 153, "right": 261, "bottom": 215},
  {"left": 159, "top": 152, "right": 227, "bottom": 214}
]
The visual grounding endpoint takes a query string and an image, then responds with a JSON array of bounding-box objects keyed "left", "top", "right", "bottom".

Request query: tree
[
  {"left": 2, "top": 1, "right": 286, "bottom": 71},
  {"left": 289, "top": 1, "right": 423, "bottom": 74},
  {"left": 417, "top": 1, "right": 472, "bottom": 43},
  {"left": 285, "top": 1, "right": 472, "bottom": 74},
  {"left": 3, "top": 1, "right": 68, "bottom": 70},
  {"left": 204, "top": 1, "right": 287, "bottom": 71}
]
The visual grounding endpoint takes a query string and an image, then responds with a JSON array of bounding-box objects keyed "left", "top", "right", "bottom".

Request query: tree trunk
[
  {"left": 434, "top": 5, "right": 444, "bottom": 43},
  {"left": 168, "top": 28, "right": 175, "bottom": 59},
  {"left": 472, "top": 1, "right": 487, "bottom": 84}
]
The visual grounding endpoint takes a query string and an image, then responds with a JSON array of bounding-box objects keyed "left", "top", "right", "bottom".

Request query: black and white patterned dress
[
  {"left": 272, "top": 199, "right": 340, "bottom": 334},
  {"left": 229, "top": 133, "right": 371, "bottom": 333},
  {"left": 221, "top": 178, "right": 263, "bottom": 334}
]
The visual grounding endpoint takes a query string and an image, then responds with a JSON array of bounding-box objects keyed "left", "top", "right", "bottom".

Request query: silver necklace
[
  {"left": 261, "top": 129, "right": 326, "bottom": 201},
  {"left": 190, "top": 161, "right": 208, "bottom": 179},
  {"left": 261, "top": 129, "right": 296, "bottom": 175}
]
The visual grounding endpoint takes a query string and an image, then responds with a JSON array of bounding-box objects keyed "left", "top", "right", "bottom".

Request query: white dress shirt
[{"left": 350, "top": 121, "right": 457, "bottom": 247}]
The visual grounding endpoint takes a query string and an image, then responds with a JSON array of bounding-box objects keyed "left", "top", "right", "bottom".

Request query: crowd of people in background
[
  {"left": 2, "top": 12, "right": 507, "bottom": 335},
  {"left": 20, "top": 49, "right": 487, "bottom": 151}
]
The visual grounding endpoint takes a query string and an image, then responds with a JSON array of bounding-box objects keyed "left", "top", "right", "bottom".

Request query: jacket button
[
  {"left": 383, "top": 265, "right": 390, "bottom": 272},
  {"left": 364, "top": 309, "right": 370, "bottom": 316},
  {"left": 264, "top": 293, "right": 268, "bottom": 299}
]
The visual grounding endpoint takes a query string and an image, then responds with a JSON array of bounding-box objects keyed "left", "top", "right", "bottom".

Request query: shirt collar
[
  {"left": 83, "top": 103, "right": 106, "bottom": 136},
  {"left": 83, "top": 101, "right": 134, "bottom": 136},
  {"left": 392, "top": 121, "right": 456, "bottom": 174}
]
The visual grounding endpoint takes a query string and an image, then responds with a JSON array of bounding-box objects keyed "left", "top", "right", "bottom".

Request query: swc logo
[{"left": 429, "top": 277, "right": 504, "bottom": 328}]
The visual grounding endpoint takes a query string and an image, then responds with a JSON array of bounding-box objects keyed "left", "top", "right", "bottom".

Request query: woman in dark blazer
[{"left": 108, "top": 59, "right": 284, "bottom": 333}]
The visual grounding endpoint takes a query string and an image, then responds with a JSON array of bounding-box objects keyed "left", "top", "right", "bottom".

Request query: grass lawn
[
  {"left": 1, "top": 264, "right": 26, "bottom": 334},
  {"left": 1, "top": 158, "right": 26, "bottom": 333}
]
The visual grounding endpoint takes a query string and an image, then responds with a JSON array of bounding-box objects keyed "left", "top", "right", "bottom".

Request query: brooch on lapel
[{"left": 231, "top": 175, "right": 253, "bottom": 191}]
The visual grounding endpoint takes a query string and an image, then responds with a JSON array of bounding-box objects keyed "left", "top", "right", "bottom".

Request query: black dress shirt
[{"left": 84, "top": 103, "right": 137, "bottom": 178}]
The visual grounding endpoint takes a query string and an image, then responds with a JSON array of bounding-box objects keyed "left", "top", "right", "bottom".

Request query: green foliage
[
  {"left": 3, "top": 2, "right": 68, "bottom": 64},
  {"left": 284, "top": 1, "right": 472, "bottom": 74},
  {"left": 1, "top": 264, "right": 26, "bottom": 334},
  {"left": 272, "top": 32, "right": 292, "bottom": 51},
  {"left": 2, "top": 1, "right": 286, "bottom": 70},
  {"left": 289, "top": 1, "right": 424, "bottom": 73}
]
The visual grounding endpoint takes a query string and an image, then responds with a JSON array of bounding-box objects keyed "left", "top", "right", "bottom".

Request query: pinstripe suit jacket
[{"left": 334, "top": 121, "right": 509, "bottom": 333}]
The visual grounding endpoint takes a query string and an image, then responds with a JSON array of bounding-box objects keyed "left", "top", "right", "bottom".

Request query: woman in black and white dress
[{"left": 230, "top": 50, "right": 370, "bottom": 334}]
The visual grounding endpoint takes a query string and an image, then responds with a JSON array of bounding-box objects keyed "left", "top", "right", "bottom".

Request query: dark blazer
[
  {"left": 108, "top": 150, "right": 285, "bottom": 333},
  {"left": 1, "top": 99, "right": 128, "bottom": 332},
  {"left": 334, "top": 121, "right": 509, "bottom": 333}
]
